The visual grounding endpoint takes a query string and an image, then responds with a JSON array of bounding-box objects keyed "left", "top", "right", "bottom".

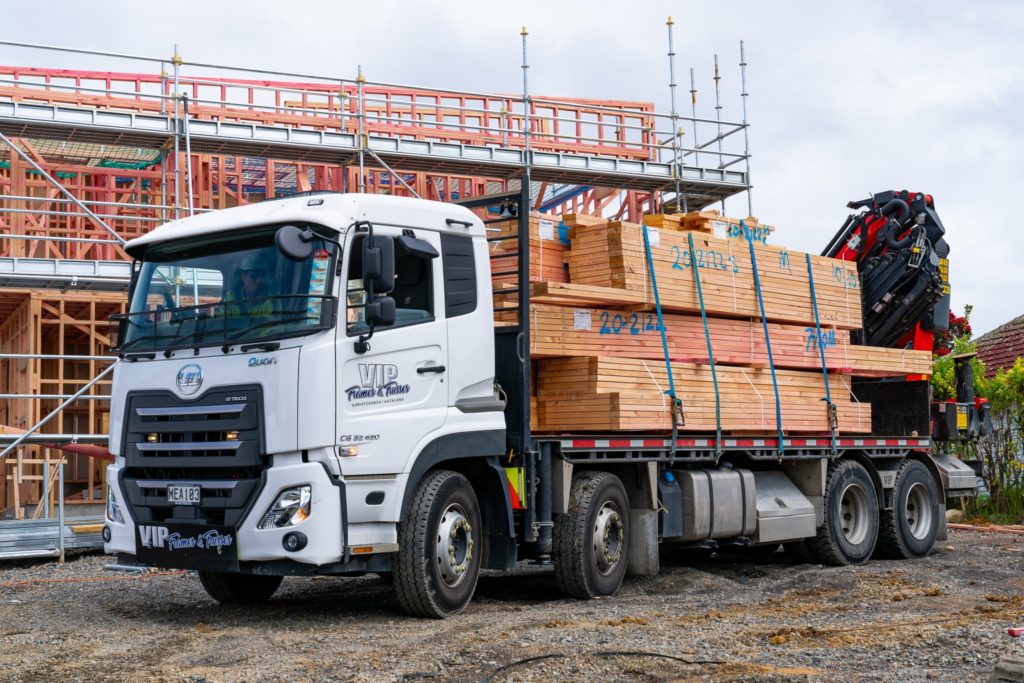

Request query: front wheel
[
  {"left": 198, "top": 571, "right": 283, "bottom": 604},
  {"left": 808, "top": 460, "right": 879, "bottom": 566},
  {"left": 554, "top": 471, "right": 630, "bottom": 599},
  {"left": 393, "top": 470, "right": 482, "bottom": 618},
  {"left": 876, "top": 460, "right": 941, "bottom": 559}
]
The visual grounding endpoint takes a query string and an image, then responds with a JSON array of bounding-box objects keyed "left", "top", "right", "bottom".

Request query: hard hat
[{"left": 240, "top": 253, "right": 265, "bottom": 272}]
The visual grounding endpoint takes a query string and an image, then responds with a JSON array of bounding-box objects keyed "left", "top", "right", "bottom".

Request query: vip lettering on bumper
[{"left": 139, "top": 525, "right": 234, "bottom": 551}]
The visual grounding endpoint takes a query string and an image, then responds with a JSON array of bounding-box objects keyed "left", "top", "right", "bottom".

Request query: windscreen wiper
[
  {"left": 226, "top": 315, "right": 312, "bottom": 343},
  {"left": 160, "top": 328, "right": 222, "bottom": 357},
  {"left": 118, "top": 332, "right": 169, "bottom": 359}
]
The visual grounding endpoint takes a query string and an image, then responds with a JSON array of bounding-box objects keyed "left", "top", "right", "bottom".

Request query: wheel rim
[
  {"left": 838, "top": 482, "right": 870, "bottom": 546},
  {"left": 592, "top": 501, "right": 624, "bottom": 575},
  {"left": 904, "top": 482, "right": 933, "bottom": 541},
  {"left": 435, "top": 503, "right": 474, "bottom": 588}
]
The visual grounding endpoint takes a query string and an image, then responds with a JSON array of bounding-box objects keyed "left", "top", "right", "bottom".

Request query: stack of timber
[
  {"left": 497, "top": 211, "right": 933, "bottom": 435},
  {"left": 489, "top": 212, "right": 568, "bottom": 288},
  {"left": 641, "top": 210, "right": 774, "bottom": 245},
  {"left": 535, "top": 357, "right": 869, "bottom": 433},
  {"left": 522, "top": 303, "right": 932, "bottom": 377},
  {"left": 565, "top": 219, "right": 862, "bottom": 328}
]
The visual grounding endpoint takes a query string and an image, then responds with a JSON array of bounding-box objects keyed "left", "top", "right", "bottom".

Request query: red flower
[{"left": 933, "top": 309, "right": 973, "bottom": 355}]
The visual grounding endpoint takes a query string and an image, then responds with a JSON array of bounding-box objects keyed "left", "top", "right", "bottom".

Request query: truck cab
[{"left": 105, "top": 193, "right": 511, "bottom": 614}]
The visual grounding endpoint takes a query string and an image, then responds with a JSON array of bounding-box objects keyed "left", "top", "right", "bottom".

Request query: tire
[
  {"left": 554, "top": 471, "right": 630, "bottom": 599},
  {"left": 393, "top": 470, "right": 482, "bottom": 618},
  {"left": 198, "top": 572, "right": 283, "bottom": 605},
  {"left": 876, "top": 460, "right": 941, "bottom": 559},
  {"left": 807, "top": 460, "right": 879, "bottom": 566}
]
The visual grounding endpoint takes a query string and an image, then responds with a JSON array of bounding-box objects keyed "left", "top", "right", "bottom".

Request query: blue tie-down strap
[
  {"left": 687, "top": 231, "right": 722, "bottom": 454},
  {"left": 805, "top": 252, "right": 838, "bottom": 454},
  {"left": 642, "top": 225, "right": 685, "bottom": 452},
  {"left": 743, "top": 220, "right": 785, "bottom": 455}
]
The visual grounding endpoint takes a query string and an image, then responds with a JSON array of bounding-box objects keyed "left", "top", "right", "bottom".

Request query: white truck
[{"left": 103, "top": 191, "right": 980, "bottom": 617}]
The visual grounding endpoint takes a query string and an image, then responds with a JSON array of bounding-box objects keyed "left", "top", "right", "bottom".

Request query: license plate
[{"left": 167, "top": 484, "right": 201, "bottom": 506}]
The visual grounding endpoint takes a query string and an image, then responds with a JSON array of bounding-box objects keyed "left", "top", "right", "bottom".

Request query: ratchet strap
[
  {"left": 744, "top": 220, "right": 785, "bottom": 456},
  {"left": 805, "top": 252, "right": 839, "bottom": 455},
  {"left": 686, "top": 232, "right": 722, "bottom": 455},
  {"left": 642, "top": 224, "right": 684, "bottom": 459}
]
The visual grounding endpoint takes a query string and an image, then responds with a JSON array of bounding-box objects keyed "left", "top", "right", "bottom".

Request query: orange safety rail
[{"left": 0, "top": 66, "right": 658, "bottom": 161}]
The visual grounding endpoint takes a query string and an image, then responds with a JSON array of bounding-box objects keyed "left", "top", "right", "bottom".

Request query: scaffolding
[{"left": 0, "top": 30, "right": 754, "bottom": 556}]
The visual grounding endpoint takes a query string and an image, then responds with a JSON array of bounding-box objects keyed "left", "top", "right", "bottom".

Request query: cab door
[{"left": 336, "top": 226, "right": 447, "bottom": 477}]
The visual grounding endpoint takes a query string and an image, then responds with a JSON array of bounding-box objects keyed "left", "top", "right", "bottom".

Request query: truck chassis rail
[{"left": 549, "top": 435, "right": 931, "bottom": 464}]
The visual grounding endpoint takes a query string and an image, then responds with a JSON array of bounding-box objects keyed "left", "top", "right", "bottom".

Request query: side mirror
[
  {"left": 276, "top": 225, "right": 315, "bottom": 261},
  {"left": 362, "top": 235, "right": 395, "bottom": 294},
  {"left": 354, "top": 295, "right": 396, "bottom": 354},
  {"left": 364, "top": 296, "right": 396, "bottom": 327}
]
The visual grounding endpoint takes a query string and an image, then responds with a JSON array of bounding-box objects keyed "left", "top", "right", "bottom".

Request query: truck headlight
[
  {"left": 258, "top": 485, "right": 311, "bottom": 529},
  {"left": 106, "top": 487, "right": 125, "bottom": 524}
]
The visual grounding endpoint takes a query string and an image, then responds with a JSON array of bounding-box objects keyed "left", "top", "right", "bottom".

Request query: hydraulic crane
[
  {"left": 824, "top": 190, "right": 989, "bottom": 442},
  {"left": 823, "top": 190, "right": 950, "bottom": 351}
]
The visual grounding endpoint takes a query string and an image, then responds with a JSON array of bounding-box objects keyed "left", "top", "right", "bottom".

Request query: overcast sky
[{"left": 3, "top": 0, "right": 1021, "bottom": 336}]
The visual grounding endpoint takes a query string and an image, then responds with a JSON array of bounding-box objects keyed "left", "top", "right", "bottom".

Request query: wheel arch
[
  {"left": 400, "top": 430, "right": 516, "bottom": 570},
  {"left": 566, "top": 462, "right": 657, "bottom": 511}
]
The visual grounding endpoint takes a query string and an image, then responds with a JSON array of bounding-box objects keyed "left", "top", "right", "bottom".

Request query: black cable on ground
[
  {"left": 594, "top": 650, "right": 725, "bottom": 665},
  {"left": 479, "top": 650, "right": 726, "bottom": 682},
  {"left": 479, "top": 654, "right": 566, "bottom": 683}
]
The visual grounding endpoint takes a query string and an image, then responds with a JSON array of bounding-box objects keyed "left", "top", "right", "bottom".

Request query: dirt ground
[{"left": 0, "top": 529, "right": 1021, "bottom": 683}]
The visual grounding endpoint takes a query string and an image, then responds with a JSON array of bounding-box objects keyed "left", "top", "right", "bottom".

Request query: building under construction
[{"left": 0, "top": 33, "right": 752, "bottom": 556}]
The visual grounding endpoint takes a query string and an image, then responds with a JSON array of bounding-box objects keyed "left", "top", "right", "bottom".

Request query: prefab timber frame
[{"left": 0, "top": 290, "right": 124, "bottom": 517}]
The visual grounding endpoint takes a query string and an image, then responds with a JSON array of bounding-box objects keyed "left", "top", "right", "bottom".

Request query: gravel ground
[{"left": 0, "top": 529, "right": 1021, "bottom": 683}]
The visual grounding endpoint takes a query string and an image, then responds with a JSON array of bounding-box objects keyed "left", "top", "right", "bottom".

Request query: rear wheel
[
  {"left": 554, "top": 471, "right": 630, "bottom": 599},
  {"left": 393, "top": 470, "right": 482, "bottom": 618},
  {"left": 198, "top": 572, "right": 283, "bottom": 604},
  {"left": 877, "top": 460, "right": 940, "bottom": 559},
  {"left": 808, "top": 460, "right": 879, "bottom": 566}
]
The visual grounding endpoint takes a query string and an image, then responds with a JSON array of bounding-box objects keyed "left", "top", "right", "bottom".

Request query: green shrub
[{"left": 932, "top": 306, "right": 1024, "bottom": 518}]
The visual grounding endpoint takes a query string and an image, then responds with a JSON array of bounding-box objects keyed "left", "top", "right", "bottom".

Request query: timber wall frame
[{"left": 0, "top": 291, "right": 123, "bottom": 517}]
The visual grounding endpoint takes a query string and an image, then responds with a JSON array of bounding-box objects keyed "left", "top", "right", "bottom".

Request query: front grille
[{"left": 121, "top": 385, "right": 265, "bottom": 525}]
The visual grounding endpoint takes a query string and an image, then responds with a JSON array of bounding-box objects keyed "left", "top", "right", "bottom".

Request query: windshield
[{"left": 119, "top": 224, "right": 337, "bottom": 352}]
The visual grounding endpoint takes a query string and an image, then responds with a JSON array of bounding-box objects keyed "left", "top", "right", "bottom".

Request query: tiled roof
[{"left": 975, "top": 314, "right": 1024, "bottom": 377}]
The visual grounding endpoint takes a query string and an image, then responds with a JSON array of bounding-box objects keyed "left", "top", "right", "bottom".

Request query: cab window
[{"left": 346, "top": 234, "right": 435, "bottom": 334}]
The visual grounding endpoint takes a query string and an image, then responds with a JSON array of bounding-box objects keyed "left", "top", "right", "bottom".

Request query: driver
[{"left": 225, "top": 253, "right": 274, "bottom": 320}]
